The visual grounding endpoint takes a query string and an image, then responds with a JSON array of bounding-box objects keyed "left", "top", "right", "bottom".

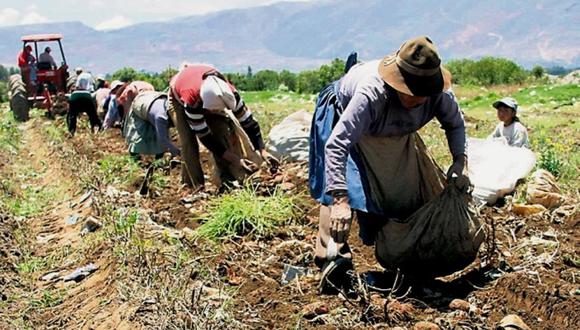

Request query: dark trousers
[{"left": 67, "top": 98, "right": 102, "bottom": 135}]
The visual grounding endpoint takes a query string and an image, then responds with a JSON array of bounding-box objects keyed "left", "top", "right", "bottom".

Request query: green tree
[
  {"left": 446, "top": 57, "right": 527, "bottom": 85},
  {"left": 110, "top": 67, "right": 141, "bottom": 82},
  {"left": 0, "top": 65, "right": 9, "bottom": 81},
  {"left": 279, "top": 70, "right": 297, "bottom": 91},
  {"left": 253, "top": 70, "right": 279, "bottom": 90},
  {"left": 531, "top": 65, "right": 545, "bottom": 79}
]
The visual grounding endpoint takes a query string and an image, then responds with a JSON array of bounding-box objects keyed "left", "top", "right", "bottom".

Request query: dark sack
[{"left": 375, "top": 184, "right": 485, "bottom": 278}]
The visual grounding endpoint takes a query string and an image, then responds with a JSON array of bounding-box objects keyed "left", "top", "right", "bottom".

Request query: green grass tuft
[{"left": 196, "top": 187, "right": 299, "bottom": 240}]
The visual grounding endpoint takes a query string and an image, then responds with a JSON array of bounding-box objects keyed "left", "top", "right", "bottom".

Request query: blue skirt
[{"left": 308, "top": 81, "right": 380, "bottom": 215}]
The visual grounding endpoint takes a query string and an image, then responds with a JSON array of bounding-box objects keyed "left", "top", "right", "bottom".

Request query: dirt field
[{"left": 0, "top": 92, "right": 578, "bottom": 329}]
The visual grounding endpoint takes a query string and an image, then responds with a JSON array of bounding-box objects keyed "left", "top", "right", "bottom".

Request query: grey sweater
[{"left": 325, "top": 60, "right": 466, "bottom": 193}]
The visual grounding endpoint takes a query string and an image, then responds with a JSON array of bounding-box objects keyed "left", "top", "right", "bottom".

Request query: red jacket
[
  {"left": 17, "top": 50, "right": 29, "bottom": 67},
  {"left": 170, "top": 65, "right": 236, "bottom": 108}
]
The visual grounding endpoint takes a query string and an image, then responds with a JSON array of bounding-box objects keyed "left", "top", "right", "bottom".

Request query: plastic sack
[
  {"left": 268, "top": 110, "right": 312, "bottom": 162},
  {"left": 375, "top": 185, "right": 485, "bottom": 278},
  {"left": 468, "top": 137, "right": 536, "bottom": 205}
]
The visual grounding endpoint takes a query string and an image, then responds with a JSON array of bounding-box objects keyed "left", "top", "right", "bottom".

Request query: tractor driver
[{"left": 38, "top": 47, "right": 57, "bottom": 70}]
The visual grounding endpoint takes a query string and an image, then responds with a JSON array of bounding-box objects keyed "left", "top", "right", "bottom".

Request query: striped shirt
[{"left": 170, "top": 65, "right": 263, "bottom": 152}]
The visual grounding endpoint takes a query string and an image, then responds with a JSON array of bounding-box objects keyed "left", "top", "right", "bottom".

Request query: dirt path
[{"left": 1, "top": 115, "right": 579, "bottom": 329}]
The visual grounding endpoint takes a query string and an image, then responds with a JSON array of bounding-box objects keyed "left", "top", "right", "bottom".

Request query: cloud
[
  {"left": 21, "top": 12, "right": 50, "bottom": 25},
  {"left": 0, "top": 8, "right": 20, "bottom": 26},
  {"left": 0, "top": 7, "right": 49, "bottom": 26},
  {"left": 95, "top": 15, "right": 133, "bottom": 30}
]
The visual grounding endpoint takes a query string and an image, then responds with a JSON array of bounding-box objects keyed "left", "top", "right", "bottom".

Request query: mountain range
[{"left": 0, "top": 0, "right": 578, "bottom": 74}]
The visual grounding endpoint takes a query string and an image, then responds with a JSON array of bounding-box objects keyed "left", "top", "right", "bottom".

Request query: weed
[
  {"left": 97, "top": 154, "right": 141, "bottom": 186},
  {"left": 196, "top": 186, "right": 299, "bottom": 240},
  {"left": 42, "top": 122, "right": 67, "bottom": 143},
  {"left": 113, "top": 209, "right": 140, "bottom": 237},
  {"left": 0, "top": 110, "right": 20, "bottom": 154},
  {"left": 29, "top": 289, "right": 64, "bottom": 308},
  {"left": 16, "top": 255, "right": 47, "bottom": 274}
]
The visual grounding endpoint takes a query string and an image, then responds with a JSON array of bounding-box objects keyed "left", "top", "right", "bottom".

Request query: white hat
[{"left": 200, "top": 76, "right": 236, "bottom": 110}]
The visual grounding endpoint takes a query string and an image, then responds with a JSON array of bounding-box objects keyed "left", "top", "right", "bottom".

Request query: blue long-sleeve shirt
[
  {"left": 147, "top": 98, "right": 180, "bottom": 157},
  {"left": 325, "top": 60, "right": 466, "bottom": 193}
]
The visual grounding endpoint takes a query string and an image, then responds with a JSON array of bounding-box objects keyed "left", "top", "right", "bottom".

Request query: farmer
[
  {"left": 102, "top": 80, "right": 126, "bottom": 127},
  {"left": 95, "top": 75, "right": 109, "bottom": 90},
  {"left": 74, "top": 68, "right": 95, "bottom": 92},
  {"left": 489, "top": 97, "right": 530, "bottom": 148},
  {"left": 309, "top": 36, "right": 470, "bottom": 293},
  {"left": 68, "top": 71, "right": 102, "bottom": 135},
  {"left": 123, "top": 91, "right": 180, "bottom": 159},
  {"left": 17, "top": 45, "right": 36, "bottom": 87},
  {"left": 168, "top": 64, "right": 278, "bottom": 187},
  {"left": 38, "top": 46, "right": 57, "bottom": 69},
  {"left": 103, "top": 81, "right": 155, "bottom": 128}
]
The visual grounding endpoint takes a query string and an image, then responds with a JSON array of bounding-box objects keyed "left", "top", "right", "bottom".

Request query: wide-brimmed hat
[
  {"left": 493, "top": 97, "right": 518, "bottom": 111},
  {"left": 110, "top": 80, "right": 124, "bottom": 92},
  {"left": 378, "top": 36, "right": 451, "bottom": 96}
]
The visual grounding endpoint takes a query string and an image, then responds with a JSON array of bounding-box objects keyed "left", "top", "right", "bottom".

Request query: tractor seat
[{"left": 37, "top": 62, "right": 52, "bottom": 70}]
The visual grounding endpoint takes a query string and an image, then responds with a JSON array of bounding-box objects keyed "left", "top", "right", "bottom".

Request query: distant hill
[{"left": 0, "top": 0, "right": 578, "bottom": 74}]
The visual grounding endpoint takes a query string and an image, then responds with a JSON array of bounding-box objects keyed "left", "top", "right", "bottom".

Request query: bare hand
[
  {"left": 447, "top": 154, "right": 472, "bottom": 193},
  {"left": 329, "top": 197, "right": 352, "bottom": 244},
  {"left": 260, "top": 149, "right": 280, "bottom": 173},
  {"left": 240, "top": 158, "right": 259, "bottom": 174}
]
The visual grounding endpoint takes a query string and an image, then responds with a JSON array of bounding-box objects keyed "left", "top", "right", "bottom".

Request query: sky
[{"left": 0, "top": 0, "right": 313, "bottom": 30}]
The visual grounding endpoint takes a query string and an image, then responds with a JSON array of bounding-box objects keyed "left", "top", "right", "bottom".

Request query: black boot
[{"left": 318, "top": 257, "right": 354, "bottom": 295}]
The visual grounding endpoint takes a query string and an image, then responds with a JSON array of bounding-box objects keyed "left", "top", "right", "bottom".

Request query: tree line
[
  {"left": 1, "top": 58, "right": 578, "bottom": 102},
  {"left": 105, "top": 57, "right": 571, "bottom": 93}
]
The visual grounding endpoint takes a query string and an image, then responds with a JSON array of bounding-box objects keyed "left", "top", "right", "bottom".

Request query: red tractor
[{"left": 9, "top": 33, "right": 72, "bottom": 121}]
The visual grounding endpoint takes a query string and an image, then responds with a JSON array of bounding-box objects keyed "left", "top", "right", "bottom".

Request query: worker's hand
[
  {"left": 260, "top": 149, "right": 280, "bottom": 174},
  {"left": 240, "top": 158, "right": 259, "bottom": 174},
  {"left": 447, "top": 154, "right": 472, "bottom": 193},
  {"left": 329, "top": 196, "right": 352, "bottom": 244},
  {"left": 222, "top": 150, "right": 258, "bottom": 174}
]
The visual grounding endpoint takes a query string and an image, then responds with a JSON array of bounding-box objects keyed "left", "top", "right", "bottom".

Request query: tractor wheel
[{"left": 8, "top": 74, "right": 30, "bottom": 122}]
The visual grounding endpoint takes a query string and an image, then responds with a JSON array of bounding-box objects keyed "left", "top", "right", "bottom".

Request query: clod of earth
[
  {"left": 448, "top": 298, "right": 470, "bottom": 312},
  {"left": 512, "top": 203, "right": 546, "bottom": 216},
  {"left": 497, "top": 314, "right": 531, "bottom": 330},
  {"left": 413, "top": 321, "right": 440, "bottom": 330},
  {"left": 301, "top": 301, "right": 329, "bottom": 319},
  {"left": 385, "top": 299, "right": 415, "bottom": 323}
]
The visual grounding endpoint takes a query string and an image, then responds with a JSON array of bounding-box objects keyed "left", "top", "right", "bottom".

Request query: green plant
[
  {"left": 29, "top": 290, "right": 64, "bottom": 308},
  {"left": 196, "top": 187, "right": 299, "bottom": 240},
  {"left": 538, "top": 145, "right": 564, "bottom": 177},
  {"left": 0, "top": 110, "right": 20, "bottom": 153},
  {"left": 16, "top": 255, "right": 47, "bottom": 274},
  {"left": 97, "top": 155, "right": 141, "bottom": 186},
  {"left": 114, "top": 210, "right": 139, "bottom": 237}
]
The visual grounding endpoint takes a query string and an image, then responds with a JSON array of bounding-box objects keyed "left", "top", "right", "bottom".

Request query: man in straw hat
[
  {"left": 168, "top": 64, "right": 279, "bottom": 188},
  {"left": 309, "top": 36, "right": 470, "bottom": 294}
]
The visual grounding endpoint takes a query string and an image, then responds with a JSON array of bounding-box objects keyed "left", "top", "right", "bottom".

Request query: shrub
[{"left": 446, "top": 57, "right": 527, "bottom": 85}]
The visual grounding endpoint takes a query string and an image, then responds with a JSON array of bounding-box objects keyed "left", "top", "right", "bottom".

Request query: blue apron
[{"left": 308, "top": 81, "right": 380, "bottom": 215}]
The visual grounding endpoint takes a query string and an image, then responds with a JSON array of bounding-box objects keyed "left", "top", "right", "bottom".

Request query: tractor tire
[{"left": 8, "top": 74, "right": 30, "bottom": 122}]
